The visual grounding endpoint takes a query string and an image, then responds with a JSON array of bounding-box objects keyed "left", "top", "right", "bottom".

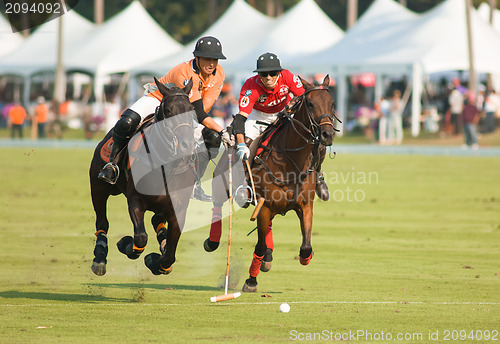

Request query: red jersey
[{"left": 238, "top": 69, "right": 304, "bottom": 114}]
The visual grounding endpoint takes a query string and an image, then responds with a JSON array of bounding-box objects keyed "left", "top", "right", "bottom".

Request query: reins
[{"left": 254, "top": 85, "right": 338, "bottom": 186}]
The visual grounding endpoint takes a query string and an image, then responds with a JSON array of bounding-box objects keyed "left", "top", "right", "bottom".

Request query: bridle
[
  {"left": 287, "top": 85, "right": 340, "bottom": 145},
  {"left": 154, "top": 91, "right": 195, "bottom": 156}
]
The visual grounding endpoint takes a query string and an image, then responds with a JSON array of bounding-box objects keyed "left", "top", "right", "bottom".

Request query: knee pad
[{"left": 115, "top": 109, "right": 141, "bottom": 139}]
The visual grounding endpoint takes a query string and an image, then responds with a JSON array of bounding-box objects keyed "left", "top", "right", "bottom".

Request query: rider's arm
[
  {"left": 233, "top": 111, "right": 249, "bottom": 144},
  {"left": 192, "top": 98, "right": 223, "bottom": 133}
]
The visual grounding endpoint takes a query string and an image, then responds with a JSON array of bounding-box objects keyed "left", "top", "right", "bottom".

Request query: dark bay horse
[
  {"left": 89, "top": 78, "right": 197, "bottom": 276},
  {"left": 242, "top": 75, "right": 336, "bottom": 292}
]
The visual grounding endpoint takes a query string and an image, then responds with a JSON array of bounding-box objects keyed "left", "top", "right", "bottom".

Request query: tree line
[{"left": 1, "top": 0, "right": 497, "bottom": 43}]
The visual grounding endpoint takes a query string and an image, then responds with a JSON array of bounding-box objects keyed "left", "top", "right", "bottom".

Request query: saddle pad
[{"left": 100, "top": 137, "right": 113, "bottom": 163}]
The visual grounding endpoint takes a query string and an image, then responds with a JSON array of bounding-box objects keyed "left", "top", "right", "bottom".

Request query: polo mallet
[
  {"left": 245, "top": 159, "right": 265, "bottom": 221},
  {"left": 211, "top": 131, "right": 241, "bottom": 303}
]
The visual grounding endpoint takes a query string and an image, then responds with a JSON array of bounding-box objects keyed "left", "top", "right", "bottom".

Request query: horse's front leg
[
  {"left": 145, "top": 211, "right": 183, "bottom": 276},
  {"left": 117, "top": 198, "right": 148, "bottom": 260},
  {"left": 90, "top": 185, "right": 110, "bottom": 276},
  {"left": 242, "top": 205, "right": 273, "bottom": 292},
  {"left": 296, "top": 202, "right": 314, "bottom": 265}
]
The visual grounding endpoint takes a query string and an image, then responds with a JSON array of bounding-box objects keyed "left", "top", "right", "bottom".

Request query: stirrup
[
  {"left": 234, "top": 185, "right": 253, "bottom": 208},
  {"left": 98, "top": 163, "right": 120, "bottom": 185}
]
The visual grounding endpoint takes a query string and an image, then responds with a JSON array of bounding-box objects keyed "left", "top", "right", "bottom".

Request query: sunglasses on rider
[{"left": 259, "top": 71, "right": 279, "bottom": 77}]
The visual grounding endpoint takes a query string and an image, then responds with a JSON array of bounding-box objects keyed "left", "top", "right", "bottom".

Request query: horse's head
[
  {"left": 153, "top": 77, "right": 196, "bottom": 157},
  {"left": 298, "top": 75, "right": 336, "bottom": 146}
]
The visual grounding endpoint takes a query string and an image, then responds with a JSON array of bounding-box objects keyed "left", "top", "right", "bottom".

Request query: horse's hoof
[
  {"left": 260, "top": 248, "right": 273, "bottom": 272},
  {"left": 117, "top": 236, "right": 141, "bottom": 260},
  {"left": 144, "top": 253, "right": 172, "bottom": 276},
  {"left": 242, "top": 279, "right": 258, "bottom": 293},
  {"left": 91, "top": 260, "right": 106, "bottom": 276},
  {"left": 203, "top": 238, "right": 219, "bottom": 252}
]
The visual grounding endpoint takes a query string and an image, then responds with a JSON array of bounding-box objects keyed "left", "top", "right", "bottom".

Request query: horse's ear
[
  {"left": 322, "top": 74, "right": 330, "bottom": 87},
  {"left": 154, "top": 77, "right": 170, "bottom": 97},
  {"left": 299, "top": 76, "right": 311, "bottom": 89},
  {"left": 183, "top": 78, "right": 193, "bottom": 95}
]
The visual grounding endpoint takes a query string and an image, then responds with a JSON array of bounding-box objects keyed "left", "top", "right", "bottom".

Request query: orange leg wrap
[
  {"left": 249, "top": 253, "right": 264, "bottom": 277},
  {"left": 155, "top": 222, "right": 166, "bottom": 233},
  {"left": 132, "top": 244, "right": 146, "bottom": 252},
  {"left": 95, "top": 230, "right": 106, "bottom": 236}
]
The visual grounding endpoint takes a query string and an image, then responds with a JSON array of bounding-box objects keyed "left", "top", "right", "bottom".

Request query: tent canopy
[
  {"left": 224, "top": 0, "right": 344, "bottom": 73},
  {"left": 133, "top": 0, "right": 276, "bottom": 76},
  {"left": 66, "top": 1, "right": 182, "bottom": 76},
  {"left": 477, "top": 2, "right": 500, "bottom": 33},
  {"left": 0, "top": 14, "right": 24, "bottom": 59},
  {"left": 293, "top": 0, "right": 500, "bottom": 76},
  {"left": 0, "top": 10, "right": 94, "bottom": 76}
]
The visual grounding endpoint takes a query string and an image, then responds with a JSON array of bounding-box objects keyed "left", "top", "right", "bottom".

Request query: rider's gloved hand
[
  {"left": 219, "top": 129, "right": 235, "bottom": 147},
  {"left": 236, "top": 143, "right": 250, "bottom": 160}
]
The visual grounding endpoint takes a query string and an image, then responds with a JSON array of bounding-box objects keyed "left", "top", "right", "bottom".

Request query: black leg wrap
[
  {"left": 93, "top": 233, "right": 108, "bottom": 264},
  {"left": 116, "top": 236, "right": 142, "bottom": 260}
]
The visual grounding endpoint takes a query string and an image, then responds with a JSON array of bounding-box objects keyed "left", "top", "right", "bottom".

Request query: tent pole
[
  {"left": 465, "top": 0, "right": 477, "bottom": 96},
  {"left": 336, "top": 71, "right": 347, "bottom": 136},
  {"left": 411, "top": 63, "right": 422, "bottom": 137}
]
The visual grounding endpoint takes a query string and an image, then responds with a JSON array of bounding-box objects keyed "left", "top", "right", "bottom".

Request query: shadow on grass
[
  {"left": 85, "top": 283, "right": 220, "bottom": 292},
  {"left": 0, "top": 290, "right": 130, "bottom": 303}
]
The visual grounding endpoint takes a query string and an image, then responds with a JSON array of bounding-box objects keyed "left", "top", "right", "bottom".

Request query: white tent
[
  {"left": 0, "top": 10, "right": 94, "bottom": 76},
  {"left": 296, "top": 0, "right": 500, "bottom": 136},
  {"left": 132, "top": 0, "right": 275, "bottom": 76},
  {"left": 66, "top": 1, "right": 182, "bottom": 77},
  {"left": 223, "top": 0, "right": 344, "bottom": 73},
  {"left": 290, "top": 0, "right": 418, "bottom": 74},
  {"left": 0, "top": 14, "right": 24, "bottom": 58},
  {"left": 477, "top": 2, "right": 500, "bottom": 33}
]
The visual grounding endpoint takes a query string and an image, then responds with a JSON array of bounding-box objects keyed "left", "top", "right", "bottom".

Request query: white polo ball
[{"left": 279, "top": 303, "right": 290, "bottom": 313}]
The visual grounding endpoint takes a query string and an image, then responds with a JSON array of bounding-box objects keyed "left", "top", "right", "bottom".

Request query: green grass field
[{"left": 0, "top": 147, "right": 498, "bottom": 343}]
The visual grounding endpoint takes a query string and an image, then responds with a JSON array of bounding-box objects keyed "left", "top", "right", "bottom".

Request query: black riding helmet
[
  {"left": 253, "top": 52, "right": 284, "bottom": 73},
  {"left": 193, "top": 36, "right": 226, "bottom": 60}
]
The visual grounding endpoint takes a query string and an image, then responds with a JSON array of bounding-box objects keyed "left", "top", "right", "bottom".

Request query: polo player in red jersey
[{"left": 204, "top": 52, "right": 330, "bottom": 253}]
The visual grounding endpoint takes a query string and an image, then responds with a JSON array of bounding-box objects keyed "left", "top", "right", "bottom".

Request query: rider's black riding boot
[
  {"left": 98, "top": 109, "right": 141, "bottom": 185},
  {"left": 315, "top": 171, "right": 329, "bottom": 201},
  {"left": 191, "top": 128, "right": 222, "bottom": 202},
  {"left": 315, "top": 146, "right": 329, "bottom": 201}
]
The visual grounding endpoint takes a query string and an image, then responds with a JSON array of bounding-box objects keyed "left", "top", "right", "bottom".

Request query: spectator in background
[
  {"left": 448, "top": 87, "right": 464, "bottom": 135},
  {"left": 388, "top": 89, "right": 403, "bottom": 145},
  {"left": 9, "top": 101, "right": 27, "bottom": 139},
  {"left": 34, "top": 96, "right": 49, "bottom": 139},
  {"left": 47, "top": 99, "right": 63, "bottom": 139},
  {"left": 483, "top": 89, "right": 500, "bottom": 134},
  {"left": 210, "top": 82, "right": 237, "bottom": 128},
  {"left": 376, "top": 95, "right": 390, "bottom": 144},
  {"left": 462, "top": 93, "right": 480, "bottom": 150}
]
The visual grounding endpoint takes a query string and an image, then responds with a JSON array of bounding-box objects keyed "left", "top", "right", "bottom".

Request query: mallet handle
[{"left": 250, "top": 197, "right": 265, "bottom": 221}]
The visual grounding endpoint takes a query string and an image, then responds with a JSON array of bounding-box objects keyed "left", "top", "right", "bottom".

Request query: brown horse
[
  {"left": 89, "top": 78, "right": 197, "bottom": 276},
  {"left": 242, "top": 75, "right": 336, "bottom": 292}
]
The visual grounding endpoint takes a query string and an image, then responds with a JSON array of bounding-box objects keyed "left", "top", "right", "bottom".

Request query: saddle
[
  {"left": 248, "top": 113, "right": 288, "bottom": 163},
  {"left": 99, "top": 114, "right": 156, "bottom": 164}
]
